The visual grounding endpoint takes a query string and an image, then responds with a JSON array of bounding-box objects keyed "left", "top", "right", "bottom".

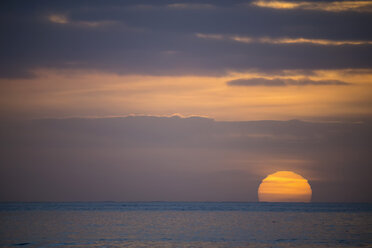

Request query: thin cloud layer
[
  {"left": 48, "top": 14, "right": 118, "bottom": 28},
  {"left": 252, "top": 0, "right": 372, "bottom": 12},
  {"left": 197, "top": 33, "right": 372, "bottom": 46},
  {"left": 166, "top": 3, "right": 216, "bottom": 10},
  {"left": 227, "top": 78, "right": 350, "bottom": 87}
]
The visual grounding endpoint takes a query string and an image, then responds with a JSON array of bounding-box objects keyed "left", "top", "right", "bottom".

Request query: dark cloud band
[
  {"left": 0, "top": 116, "right": 371, "bottom": 201},
  {"left": 227, "top": 78, "right": 350, "bottom": 87},
  {"left": 1, "top": 0, "right": 372, "bottom": 78}
]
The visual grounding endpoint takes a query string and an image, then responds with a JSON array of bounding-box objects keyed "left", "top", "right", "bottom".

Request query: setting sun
[{"left": 258, "top": 171, "right": 312, "bottom": 202}]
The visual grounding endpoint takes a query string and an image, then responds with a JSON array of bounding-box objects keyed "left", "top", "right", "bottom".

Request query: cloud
[
  {"left": 1, "top": 1, "right": 372, "bottom": 78},
  {"left": 252, "top": 0, "right": 372, "bottom": 12},
  {"left": 197, "top": 33, "right": 372, "bottom": 46},
  {"left": 0, "top": 116, "right": 371, "bottom": 201},
  {"left": 166, "top": 3, "right": 216, "bottom": 10},
  {"left": 48, "top": 14, "right": 69, "bottom": 24},
  {"left": 48, "top": 14, "right": 117, "bottom": 28},
  {"left": 228, "top": 78, "right": 286, "bottom": 87},
  {"left": 227, "top": 77, "right": 350, "bottom": 87},
  {"left": 195, "top": 33, "right": 225, "bottom": 40},
  {"left": 233, "top": 36, "right": 372, "bottom": 46}
]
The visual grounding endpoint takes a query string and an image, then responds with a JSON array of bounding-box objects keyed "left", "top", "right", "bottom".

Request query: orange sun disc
[{"left": 258, "top": 171, "right": 312, "bottom": 202}]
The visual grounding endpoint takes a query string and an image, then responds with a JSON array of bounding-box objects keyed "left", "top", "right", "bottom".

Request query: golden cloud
[
  {"left": 251, "top": 0, "right": 372, "bottom": 12},
  {"left": 196, "top": 33, "right": 372, "bottom": 46}
]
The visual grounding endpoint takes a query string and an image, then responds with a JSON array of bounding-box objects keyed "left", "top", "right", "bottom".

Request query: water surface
[{"left": 0, "top": 202, "right": 371, "bottom": 247}]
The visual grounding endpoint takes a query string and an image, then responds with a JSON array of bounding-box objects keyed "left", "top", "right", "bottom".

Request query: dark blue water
[
  {"left": 1, "top": 202, "right": 371, "bottom": 212},
  {"left": 0, "top": 202, "right": 371, "bottom": 247}
]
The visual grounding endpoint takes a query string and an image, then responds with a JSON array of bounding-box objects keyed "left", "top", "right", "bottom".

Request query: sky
[{"left": 0, "top": 0, "right": 371, "bottom": 202}]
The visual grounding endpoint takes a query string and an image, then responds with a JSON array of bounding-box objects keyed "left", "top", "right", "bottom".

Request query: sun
[{"left": 258, "top": 171, "right": 312, "bottom": 202}]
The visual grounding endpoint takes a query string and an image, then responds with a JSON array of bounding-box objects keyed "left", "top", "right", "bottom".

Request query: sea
[{"left": 0, "top": 202, "right": 371, "bottom": 248}]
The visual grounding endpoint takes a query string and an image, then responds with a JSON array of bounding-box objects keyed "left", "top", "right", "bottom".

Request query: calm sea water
[{"left": 0, "top": 202, "right": 371, "bottom": 247}]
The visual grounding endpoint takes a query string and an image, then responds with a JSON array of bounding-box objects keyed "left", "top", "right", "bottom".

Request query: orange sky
[{"left": 1, "top": 69, "right": 372, "bottom": 121}]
